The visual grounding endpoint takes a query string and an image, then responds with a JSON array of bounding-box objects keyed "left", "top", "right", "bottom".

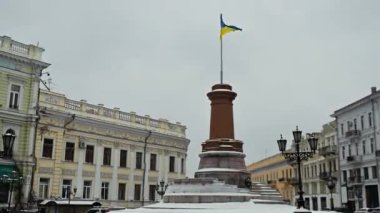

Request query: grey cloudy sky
[{"left": 2, "top": 0, "right": 380, "bottom": 175}]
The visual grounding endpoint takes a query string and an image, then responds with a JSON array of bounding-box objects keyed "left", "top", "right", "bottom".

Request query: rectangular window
[
  {"left": 62, "top": 179, "right": 72, "bottom": 198},
  {"left": 65, "top": 142, "right": 75, "bottom": 161},
  {"left": 348, "top": 144, "right": 352, "bottom": 156},
  {"left": 361, "top": 115, "right": 364, "bottom": 130},
  {"left": 341, "top": 124, "right": 344, "bottom": 136},
  {"left": 85, "top": 145, "right": 94, "bottom": 163},
  {"left": 134, "top": 184, "right": 141, "bottom": 201},
  {"left": 369, "top": 112, "right": 373, "bottom": 127},
  {"left": 83, "top": 181, "right": 92, "bottom": 199},
  {"left": 371, "top": 138, "right": 375, "bottom": 153},
  {"left": 362, "top": 140, "right": 366, "bottom": 155},
  {"left": 101, "top": 182, "right": 109, "bottom": 200},
  {"left": 169, "top": 156, "right": 175, "bottom": 173},
  {"left": 9, "top": 84, "right": 20, "bottom": 109},
  {"left": 343, "top": 170, "right": 347, "bottom": 183},
  {"left": 42, "top": 138, "right": 53, "bottom": 158},
  {"left": 355, "top": 143, "right": 359, "bottom": 156},
  {"left": 354, "top": 118, "right": 357, "bottom": 130},
  {"left": 364, "top": 167, "right": 369, "bottom": 180},
  {"left": 103, "top": 147, "right": 112, "bottom": 166},
  {"left": 39, "top": 178, "right": 49, "bottom": 199},
  {"left": 181, "top": 158, "right": 185, "bottom": 174},
  {"left": 118, "top": 183, "right": 126, "bottom": 200},
  {"left": 342, "top": 146, "right": 345, "bottom": 159},
  {"left": 120, "top": 150, "right": 128, "bottom": 168},
  {"left": 150, "top": 153, "right": 157, "bottom": 171},
  {"left": 136, "top": 152, "right": 142, "bottom": 169},
  {"left": 149, "top": 185, "right": 156, "bottom": 201},
  {"left": 372, "top": 166, "right": 378, "bottom": 179}
]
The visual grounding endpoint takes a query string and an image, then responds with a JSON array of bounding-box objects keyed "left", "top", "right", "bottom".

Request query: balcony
[
  {"left": 348, "top": 176, "right": 363, "bottom": 186},
  {"left": 345, "top": 130, "right": 361, "bottom": 138},
  {"left": 318, "top": 145, "right": 337, "bottom": 157},
  {"left": 346, "top": 155, "right": 362, "bottom": 163}
]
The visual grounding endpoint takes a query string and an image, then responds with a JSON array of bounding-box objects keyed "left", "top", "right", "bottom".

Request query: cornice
[
  {"left": 0, "top": 50, "right": 50, "bottom": 68},
  {"left": 331, "top": 91, "right": 380, "bottom": 117}
]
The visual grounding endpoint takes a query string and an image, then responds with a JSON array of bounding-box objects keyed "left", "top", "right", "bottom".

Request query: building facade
[
  {"left": 32, "top": 90, "right": 190, "bottom": 208},
  {"left": 296, "top": 122, "right": 340, "bottom": 211},
  {"left": 247, "top": 153, "right": 295, "bottom": 203},
  {"left": 332, "top": 87, "right": 380, "bottom": 211},
  {"left": 0, "top": 36, "right": 49, "bottom": 207}
]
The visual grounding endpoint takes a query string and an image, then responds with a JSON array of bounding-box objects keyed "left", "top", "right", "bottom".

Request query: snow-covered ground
[{"left": 110, "top": 201, "right": 336, "bottom": 213}]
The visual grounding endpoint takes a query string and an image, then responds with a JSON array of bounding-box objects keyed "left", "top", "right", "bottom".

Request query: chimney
[{"left": 371, "top": 87, "right": 377, "bottom": 94}]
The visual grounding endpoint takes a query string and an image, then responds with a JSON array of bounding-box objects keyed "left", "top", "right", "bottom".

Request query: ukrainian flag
[{"left": 220, "top": 14, "right": 242, "bottom": 40}]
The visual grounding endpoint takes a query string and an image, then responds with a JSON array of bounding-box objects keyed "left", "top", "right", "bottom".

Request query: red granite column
[{"left": 208, "top": 84, "right": 237, "bottom": 139}]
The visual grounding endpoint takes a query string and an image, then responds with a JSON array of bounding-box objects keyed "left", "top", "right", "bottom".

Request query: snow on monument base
[
  {"left": 163, "top": 178, "right": 251, "bottom": 203},
  {"left": 163, "top": 178, "right": 284, "bottom": 204}
]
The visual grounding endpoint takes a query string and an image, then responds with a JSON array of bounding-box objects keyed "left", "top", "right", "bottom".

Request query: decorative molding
[
  {"left": 101, "top": 172, "right": 112, "bottom": 179},
  {"left": 83, "top": 171, "right": 95, "bottom": 177},
  {"left": 39, "top": 167, "right": 53, "bottom": 174},
  {"left": 134, "top": 175, "right": 143, "bottom": 181},
  {"left": 117, "top": 174, "right": 129, "bottom": 180},
  {"left": 62, "top": 169, "right": 76, "bottom": 176}
]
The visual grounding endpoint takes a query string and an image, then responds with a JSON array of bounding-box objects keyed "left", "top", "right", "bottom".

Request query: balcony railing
[
  {"left": 40, "top": 90, "right": 187, "bottom": 137},
  {"left": 346, "top": 155, "right": 362, "bottom": 162},
  {"left": 348, "top": 176, "right": 363, "bottom": 185},
  {"left": 318, "top": 145, "right": 337, "bottom": 157},
  {"left": 345, "top": 130, "right": 361, "bottom": 138},
  {"left": 0, "top": 36, "right": 44, "bottom": 60}
]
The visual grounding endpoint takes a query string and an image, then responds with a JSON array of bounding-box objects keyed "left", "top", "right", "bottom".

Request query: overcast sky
[{"left": 2, "top": 0, "right": 380, "bottom": 176}]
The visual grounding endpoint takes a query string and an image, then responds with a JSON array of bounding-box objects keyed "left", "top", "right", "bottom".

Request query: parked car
[{"left": 85, "top": 207, "right": 110, "bottom": 213}]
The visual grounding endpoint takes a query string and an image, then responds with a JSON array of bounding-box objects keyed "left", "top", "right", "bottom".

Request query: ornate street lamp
[
  {"left": 277, "top": 126, "right": 318, "bottom": 210},
  {"left": 2, "top": 129, "right": 16, "bottom": 158},
  {"left": 326, "top": 175, "right": 336, "bottom": 210},
  {"left": 155, "top": 180, "right": 168, "bottom": 199},
  {"left": 0, "top": 170, "right": 23, "bottom": 211}
]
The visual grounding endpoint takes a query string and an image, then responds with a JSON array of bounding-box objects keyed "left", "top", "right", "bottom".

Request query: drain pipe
[
  {"left": 370, "top": 98, "right": 380, "bottom": 205},
  {"left": 141, "top": 130, "right": 152, "bottom": 207}
]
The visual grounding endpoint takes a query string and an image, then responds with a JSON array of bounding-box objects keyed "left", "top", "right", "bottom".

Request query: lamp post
[
  {"left": 155, "top": 180, "right": 168, "bottom": 199},
  {"left": 67, "top": 186, "right": 77, "bottom": 204},
  {"left": 2, "top": 130, "right": 16, "bottom": 158},
  {"left": 0, "top": 170, "right": 23, "bottom": 212},
  {"left": 326, "top": 175, "right": 336, "bottom": 210},
  {"left": 277, "top": 126, "right": 318, "bottom": 209}
]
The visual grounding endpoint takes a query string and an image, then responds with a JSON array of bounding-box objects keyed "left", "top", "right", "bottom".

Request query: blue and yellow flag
[{"left": 220, "top": 14, "right": 242, "bottom": 40}]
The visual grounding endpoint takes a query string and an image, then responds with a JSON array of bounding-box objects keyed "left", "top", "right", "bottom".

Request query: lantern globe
[{"left": 292, "top": 126, "right": 302, "bottom": 143}]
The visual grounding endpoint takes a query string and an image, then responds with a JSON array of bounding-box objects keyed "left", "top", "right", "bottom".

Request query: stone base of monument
[
  {"left": 195, "top": 150, "right": 250, "bottom": 188},
  {"left": 163, "top": 178, "right": 285, "bottom": 204}
]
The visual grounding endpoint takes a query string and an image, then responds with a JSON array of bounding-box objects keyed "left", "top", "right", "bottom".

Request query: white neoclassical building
[
  {"left": 33, "top": 89, "right": 190, "bottom": 208},
  {"left": 332, "top": 87, "right": 380, "bottom": 211}
]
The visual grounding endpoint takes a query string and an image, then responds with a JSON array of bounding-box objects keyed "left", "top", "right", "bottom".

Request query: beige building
[
  {"left": 32, "top": 89, "right": 190, "bottom": 208},
  {"left": 296, "top": 121, "right": 340, "bottom": 211},
  {"left": 247, "top": 153, "right": 295, "bottom": 203}
]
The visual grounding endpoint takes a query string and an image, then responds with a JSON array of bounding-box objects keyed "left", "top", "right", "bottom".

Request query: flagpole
[{"left": 220, "top": 38, "right": 223, "bottom": 84}]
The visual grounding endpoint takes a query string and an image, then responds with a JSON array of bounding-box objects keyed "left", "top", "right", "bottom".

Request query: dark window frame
[
  {"left": 42, "top": 138, "right": 54, "bottom": 158},
  {"left": 120, "top": 150, "right": 128, "bottom": 168},
  {"left": 136, "top": 152, "right": 142, "bottom": 169},
  {"left": 103, "top": 147, "right": 112, "bottom": 166},
  {"left": 65, "top": 142, "right": 75, "bottom": 161},
  {"left": 85, "top": 145, "right": 94, "bottom": 164},
  {"left": 150, "top": 153, "right": 157, "bottom": 171},
  {"left": 169, "top": 156, "right": 175, "bottom": 173}
]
